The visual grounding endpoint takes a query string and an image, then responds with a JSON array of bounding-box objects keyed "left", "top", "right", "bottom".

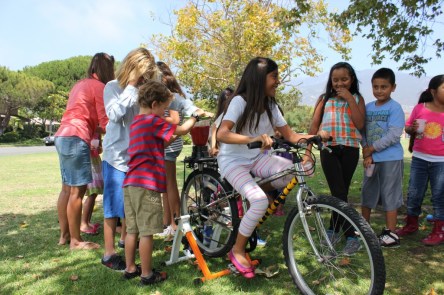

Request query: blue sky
[{"left": 0, "top": 0, "right": 442, "bottom": 77}]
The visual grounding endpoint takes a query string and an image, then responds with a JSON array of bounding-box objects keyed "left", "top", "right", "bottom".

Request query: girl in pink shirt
[
  {"left": 55, "top": 53, "right": 114, "bottom": 250},
  {"left": 396, "top": 75, "right": 444, "bottom": 246}
]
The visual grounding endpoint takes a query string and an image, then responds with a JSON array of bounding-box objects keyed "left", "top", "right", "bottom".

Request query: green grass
[
  {"left": 0, "top": 140, "right": 443, "bottom": 294},
  {"left": 0, "top": 138, "right": 45, "bottom": 147}
]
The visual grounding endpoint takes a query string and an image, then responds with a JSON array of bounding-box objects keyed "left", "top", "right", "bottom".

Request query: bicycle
[{"left": 180, "top": 135, "right": 386, "bottom": 294}]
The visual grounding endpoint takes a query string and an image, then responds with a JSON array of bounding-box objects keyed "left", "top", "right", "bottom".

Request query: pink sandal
[
  {"left": 92, "top": 223, "right": 101, "bottom": 230},
  {"left": 229, "top": 250, "right": 255, "bottom": 279}
]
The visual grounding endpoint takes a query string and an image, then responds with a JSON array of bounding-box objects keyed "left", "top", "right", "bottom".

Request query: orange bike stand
[{"left": 164, "top": 215, "right": 232, "bottom": 285}]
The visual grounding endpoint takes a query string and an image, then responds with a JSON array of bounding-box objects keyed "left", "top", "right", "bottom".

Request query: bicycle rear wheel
[
  {"left": 181, "top": 168, "right": 238, "bottom": 257},
  {"left": 283, "top": 195, "right": 385, "bottom": 295}
]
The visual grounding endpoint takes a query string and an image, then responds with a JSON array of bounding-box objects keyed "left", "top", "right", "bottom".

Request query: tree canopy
[
  {"left": 0, "top": 67, "right": 54, "bottom": 135},
  {"left": 335, "top": 0, "right": 444, "bottom": 76},
  {"left": 150, "top": 0, "right": 351, "bottom": 103},
  {"left": 22, "top": 56, "right": 92, "bottom": 92}
]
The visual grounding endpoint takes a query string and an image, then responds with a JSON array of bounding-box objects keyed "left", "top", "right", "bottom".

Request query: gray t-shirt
[{"left": 217, "top": 95, "right": 287, "bottom": 177}]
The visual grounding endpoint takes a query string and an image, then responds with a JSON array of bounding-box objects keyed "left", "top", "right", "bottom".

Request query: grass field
[{"left": 0, "top": 141, "right": 442, "bottom": 294}]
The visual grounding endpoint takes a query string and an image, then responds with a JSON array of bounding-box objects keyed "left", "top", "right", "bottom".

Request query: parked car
[{"left": 43, "top": 135, "right": 55, "bottom": 146}]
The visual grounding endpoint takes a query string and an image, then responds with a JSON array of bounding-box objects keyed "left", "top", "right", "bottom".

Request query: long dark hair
[
  {"left": 156, "top": 61, "right": 185, "bottom": 97},
  {"left": 314, "top": 61, "right": 361, "bottom": 117},
  {"left": 229, "top": 57, "right": 278, "bottom": 133},
  {"left": 87, "top": 52, "right": 115, "bottom": 84},
  {"left": 408, "top": 74, "right": 444, "bottom": 152},
  {"left": 215, "top": 87, "right": 233, "bottom": 118}
]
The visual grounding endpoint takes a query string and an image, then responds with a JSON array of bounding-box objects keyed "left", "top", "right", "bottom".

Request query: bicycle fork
[
  {"left": 255, "top": 175, "right": 334, "bottom": 262},
  {"left": 295, "top": 188, "right": 338, "bottom": 261}
]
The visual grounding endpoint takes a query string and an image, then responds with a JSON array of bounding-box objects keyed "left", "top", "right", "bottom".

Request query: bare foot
[
  {"left": 58, "top": 235, "right": 70, "bottom": 246},
  {"left": 70, "top": 241, "right": 100, "bottom": 250}
]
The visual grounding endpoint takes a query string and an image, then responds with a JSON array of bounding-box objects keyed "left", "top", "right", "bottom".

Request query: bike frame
[{"left": 182, "top": 143, "right": 334, "bottom": 259}]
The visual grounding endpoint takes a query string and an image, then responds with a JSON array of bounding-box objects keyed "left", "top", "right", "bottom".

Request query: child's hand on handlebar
[
  {"left": 302, "top": 154, "right": 314, "bottom": 165},
  {"left": 251, "top": 134, "right": 273, "bottom": 150},
  {"left": 317, "top": 130, "right": 330, "bottom": 142}
]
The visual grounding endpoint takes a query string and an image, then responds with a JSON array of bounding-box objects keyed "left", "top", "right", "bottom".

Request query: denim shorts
[
  {"left": 102, "top": 161, "right": 125, "bottom": 219},
  {"left": 164, "top": 149, "right": 182, "bottom": 162},
  {"left": 55, "top": 136, "right": 91, "bottom": 186}
]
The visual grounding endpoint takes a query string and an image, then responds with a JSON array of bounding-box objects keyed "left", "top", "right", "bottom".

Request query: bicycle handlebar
[{"left": 247, "top": 136, "right": 333, "bottom": 152}]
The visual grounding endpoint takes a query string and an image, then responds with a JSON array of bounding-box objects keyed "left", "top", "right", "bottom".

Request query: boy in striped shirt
[{"left": 122, "top": 80, "right": 198, "bottom": 285}]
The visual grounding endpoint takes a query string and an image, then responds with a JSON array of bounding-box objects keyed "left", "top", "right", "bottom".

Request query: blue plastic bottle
[
  {"left": 426, "top": 214, "right": 434, "bottom": 222},
  {"left": 203, "top": 223, "right": 213, "bottom": 246}
]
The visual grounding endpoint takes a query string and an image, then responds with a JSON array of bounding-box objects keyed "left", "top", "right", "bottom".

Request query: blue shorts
[
  {"left": 102, "top": 160, "right": 126, "bottom": 219},
  {"left": 55, "top": 136, "right": 91, "bottom": 186},
  {"left": 164, "top": 149, "right": 182, "bottom": 162}
]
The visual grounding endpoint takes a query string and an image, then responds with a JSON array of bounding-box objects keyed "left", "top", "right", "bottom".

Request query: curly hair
[{"left": 138, "top": 80, "right": 173, "bottom": 109}]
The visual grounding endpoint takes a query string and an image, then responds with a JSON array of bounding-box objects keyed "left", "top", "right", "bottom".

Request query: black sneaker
[
  {"left": 101, "top": 254, "right": 126, "bottom": 271},
  {"left": 140, "top": 270, "right": 167, "bottom": 286},
  {"left": 118, "top": 240, "right": 140, "bottom": 249},
  {"left": 123, "top": 265, "right": 141, "bottom": 279},
  {"left": 379, "top": 228, "right": 400, "bottom": 248},
  {"left": 117, "top": 240, "right": 125, "bottom": 249}
]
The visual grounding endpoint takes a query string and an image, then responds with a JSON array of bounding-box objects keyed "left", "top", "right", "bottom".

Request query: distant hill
[{"left": 294, "top": 69, "right": 431, "bottom": 114}]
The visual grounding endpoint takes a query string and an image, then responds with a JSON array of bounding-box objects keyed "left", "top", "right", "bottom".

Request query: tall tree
[
  {"left": 22, "top": 56, "right": 92, "bottom": 92},
  {"left": 33, "top": 91, "right": 68, "bottom": 135},
  {"left": 336, "top": 0, "right": 444, "bottom": 76},
  {"left": 150, "top": 0, "right": 351, "bottom": 101},
  {"left": 0, "top": 67, "right": 54, "bottom": 135}
]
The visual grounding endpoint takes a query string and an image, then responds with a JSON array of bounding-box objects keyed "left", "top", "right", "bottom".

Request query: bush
[
  {"left": 0, "top": 131, "right": 20, "bottom": 143},
  {"left": 183, "top": 134, "right": 192, "bottom": 145},
  {"left": 19, "top": 124, "right": 44, "bottom": 140}
]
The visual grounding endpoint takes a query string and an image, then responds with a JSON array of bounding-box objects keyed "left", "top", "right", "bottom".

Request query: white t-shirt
[{"left": 217, "top": 95, "right": 287, "bottom": 176}]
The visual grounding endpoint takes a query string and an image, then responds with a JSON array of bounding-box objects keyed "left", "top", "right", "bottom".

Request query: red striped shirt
[{"left": 123, "top": 114, "right": 176, "bottom": 192}]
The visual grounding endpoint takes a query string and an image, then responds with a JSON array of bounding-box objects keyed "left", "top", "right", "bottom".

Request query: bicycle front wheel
[
  {"left": 283, "top": 195, "right": 385, "bottom": 295},
  {"left": 181, "top": 168, "right": 238, "bottom": 257}
]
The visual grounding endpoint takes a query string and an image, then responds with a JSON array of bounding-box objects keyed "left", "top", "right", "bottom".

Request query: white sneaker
[
  {"left": 155, "top": 226, "right": 173, "bottom": 238},
  {"left": 257, "top": 238, "right": 267, "bottom": 247},
  {"left": 379, "top": 228, "right": 400, "bottom": 248}
]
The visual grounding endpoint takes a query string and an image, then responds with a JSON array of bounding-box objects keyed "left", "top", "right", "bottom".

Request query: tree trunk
[{"left": 0, "top": 113, "right": 11, "bottom": 135}]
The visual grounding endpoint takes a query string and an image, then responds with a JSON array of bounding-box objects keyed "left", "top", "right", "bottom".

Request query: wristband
[{"left": 191, "top": 113, "right": 200, "bottom": 122}]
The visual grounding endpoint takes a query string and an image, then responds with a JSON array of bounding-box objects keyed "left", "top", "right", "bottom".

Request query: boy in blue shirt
[{"left": 361, "top": 68, "right": 405, "bottom": 248}]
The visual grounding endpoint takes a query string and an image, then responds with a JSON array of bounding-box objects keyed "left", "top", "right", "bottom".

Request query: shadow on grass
[
  {"left": 0, "top": 203, "right": 442, "bottom": 295},
  {"left": 0, "top": 208, "right": 292, "bottom": 295}
]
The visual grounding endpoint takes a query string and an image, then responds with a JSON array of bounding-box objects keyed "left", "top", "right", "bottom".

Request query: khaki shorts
[{"left": 124, "top": 186, "right": 164, "bottom": 237}]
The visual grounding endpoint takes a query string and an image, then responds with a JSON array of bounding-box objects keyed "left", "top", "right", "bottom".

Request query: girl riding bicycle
[{"left": 216, "top": 57, "right": 329, "bottom": 278}]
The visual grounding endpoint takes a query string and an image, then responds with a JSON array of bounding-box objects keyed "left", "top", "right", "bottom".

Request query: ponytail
[{"left": 418, "top": 88, "right": 433, "bottom": 103}]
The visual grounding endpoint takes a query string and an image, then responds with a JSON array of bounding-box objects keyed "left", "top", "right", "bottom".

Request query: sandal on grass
[
  {"left": 81, "top": 227, "right": 99, "bottom": 235},
  {"left": 71, "top": 241, "right": 100, "bottom": 250},
  {"left": 140, "top": 271, "right": 167, "bottom": 286},
  {"left": 229, "top": 250, "right": 255, "bottom": 279},
  {"left": 92, "top": 223, "right": 101, "bottom": 230}
]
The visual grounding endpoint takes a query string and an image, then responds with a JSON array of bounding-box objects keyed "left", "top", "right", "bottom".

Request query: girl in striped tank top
[
  {"left": 156, "top": 62, "right": 213, "bottom": 238},
  {"left": 305, "top": 62, "right": 366, "bottom": 255}
]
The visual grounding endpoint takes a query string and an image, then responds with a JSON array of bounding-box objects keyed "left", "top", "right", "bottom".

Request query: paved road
[{"left": 0, "top": 146, "right": 56, "bottom": 156}]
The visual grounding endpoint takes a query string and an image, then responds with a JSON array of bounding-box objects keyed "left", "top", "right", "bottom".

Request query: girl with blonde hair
[{"left": 101, "top": 48, "right": 160, "bottom": 270}]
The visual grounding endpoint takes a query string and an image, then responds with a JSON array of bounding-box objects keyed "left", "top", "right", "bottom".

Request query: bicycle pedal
[{"left": 228, "top": 263, "right": 240, "bottom": 275}]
